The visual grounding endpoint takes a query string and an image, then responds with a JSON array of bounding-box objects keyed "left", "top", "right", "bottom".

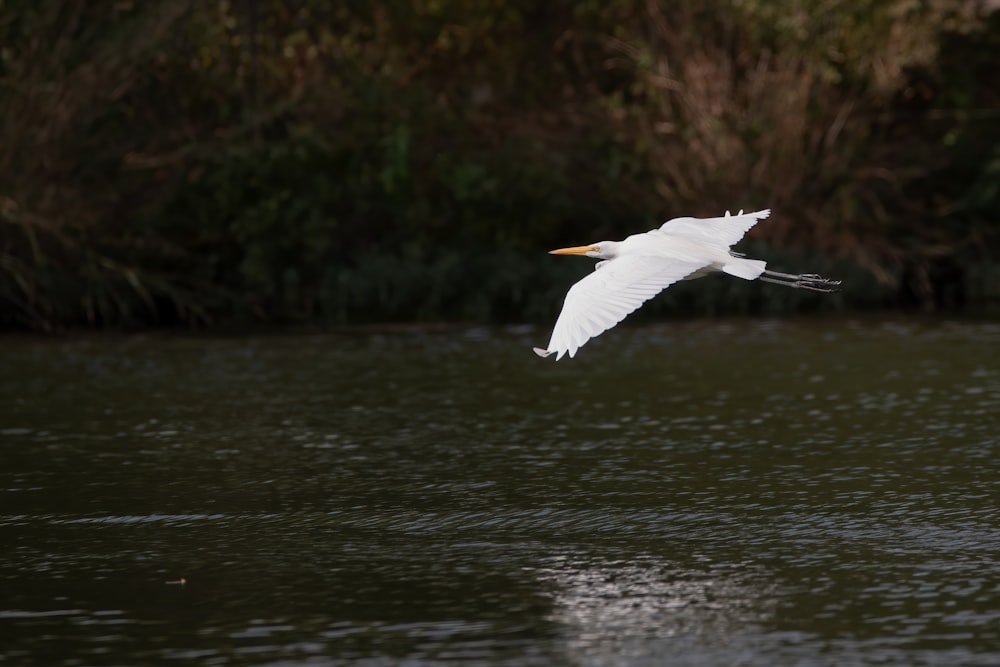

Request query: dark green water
[{"left": 2, "top": 318, "right": 998, "bottom": 666}]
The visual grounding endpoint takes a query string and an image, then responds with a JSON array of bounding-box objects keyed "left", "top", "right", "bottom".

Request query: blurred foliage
[{"left": 0, "top": 0, "right": 998, "bottom": 330}]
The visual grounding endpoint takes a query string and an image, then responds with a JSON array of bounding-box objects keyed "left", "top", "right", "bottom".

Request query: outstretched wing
[
  {"left": 658, "top": 209, "right": 770, "bottom": 248},
  {"left": 535, "top": 255, "right": 709, "bottom": 360}
]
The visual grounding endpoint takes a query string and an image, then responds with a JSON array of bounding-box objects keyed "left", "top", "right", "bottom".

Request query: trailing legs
[{"left": 759, "top": 270, "right": 841, "bottom": 292}]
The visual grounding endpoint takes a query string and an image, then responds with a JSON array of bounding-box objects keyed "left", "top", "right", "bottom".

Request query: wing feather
[
  {"left": 658, "top": 209, "right": 770, "bottom": 248},
  {"left": 541, "top": 255, "right": 709, "bottom": 359}
]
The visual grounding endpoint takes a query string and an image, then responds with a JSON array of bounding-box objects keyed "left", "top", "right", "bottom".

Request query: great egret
[{"left": 534, "top": 209, "right": 839, "bottom": 360}]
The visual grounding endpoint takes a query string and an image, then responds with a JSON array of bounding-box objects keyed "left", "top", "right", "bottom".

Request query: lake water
[{"left": 1, "top": 318, "right": 998, "bottom": 666}]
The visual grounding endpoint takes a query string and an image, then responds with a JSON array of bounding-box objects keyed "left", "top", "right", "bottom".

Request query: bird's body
[{"left": 534, "top": 209, "right": 838, "bottom": 360}]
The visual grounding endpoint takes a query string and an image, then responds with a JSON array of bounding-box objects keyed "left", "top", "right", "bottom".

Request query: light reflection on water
[
  {"left": 538, "top": 555, "right": 777, "bottom": 665},
  {"left": 1, "top": 318, "right": 999, "bottom": 665}
]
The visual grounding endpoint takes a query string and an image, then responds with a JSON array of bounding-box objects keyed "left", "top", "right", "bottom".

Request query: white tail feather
[{"left": 722, "top": 258, "right": 766, "bottom": 280}]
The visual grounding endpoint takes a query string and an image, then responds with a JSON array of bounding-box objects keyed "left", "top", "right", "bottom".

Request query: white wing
[
  {"left": 535, "top": 255, "right": 709, "bottom": 360},
  {"left": 659, "top": 209, "right": 770, "bottom": 248}
]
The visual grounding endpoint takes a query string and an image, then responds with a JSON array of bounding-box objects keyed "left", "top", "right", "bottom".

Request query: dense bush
[{"left": 1, "top": 0, "right": 998, "bottom": 330}]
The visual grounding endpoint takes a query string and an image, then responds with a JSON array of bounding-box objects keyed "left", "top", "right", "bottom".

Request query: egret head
[{"left": 549, "top": 242, "right": 618, "bottom": 259}]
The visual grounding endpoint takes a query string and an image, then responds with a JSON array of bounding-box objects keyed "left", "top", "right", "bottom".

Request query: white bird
[{"left": 534, "top": 209, "right": 839, "bottom": 360}]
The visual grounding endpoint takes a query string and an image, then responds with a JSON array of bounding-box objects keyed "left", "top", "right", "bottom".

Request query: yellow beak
[{"left": 549, "top": 245, "right": 598, "bottom": 255}]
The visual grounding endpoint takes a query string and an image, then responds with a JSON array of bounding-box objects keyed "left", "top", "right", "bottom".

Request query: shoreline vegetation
[{"left": 2, "top": 1, "right": 999, "bottom": 331}]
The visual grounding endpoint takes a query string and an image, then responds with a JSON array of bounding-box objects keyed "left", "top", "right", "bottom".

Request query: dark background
[{"left": 2, "top": 0, "right": 998, "bottom": 330}]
